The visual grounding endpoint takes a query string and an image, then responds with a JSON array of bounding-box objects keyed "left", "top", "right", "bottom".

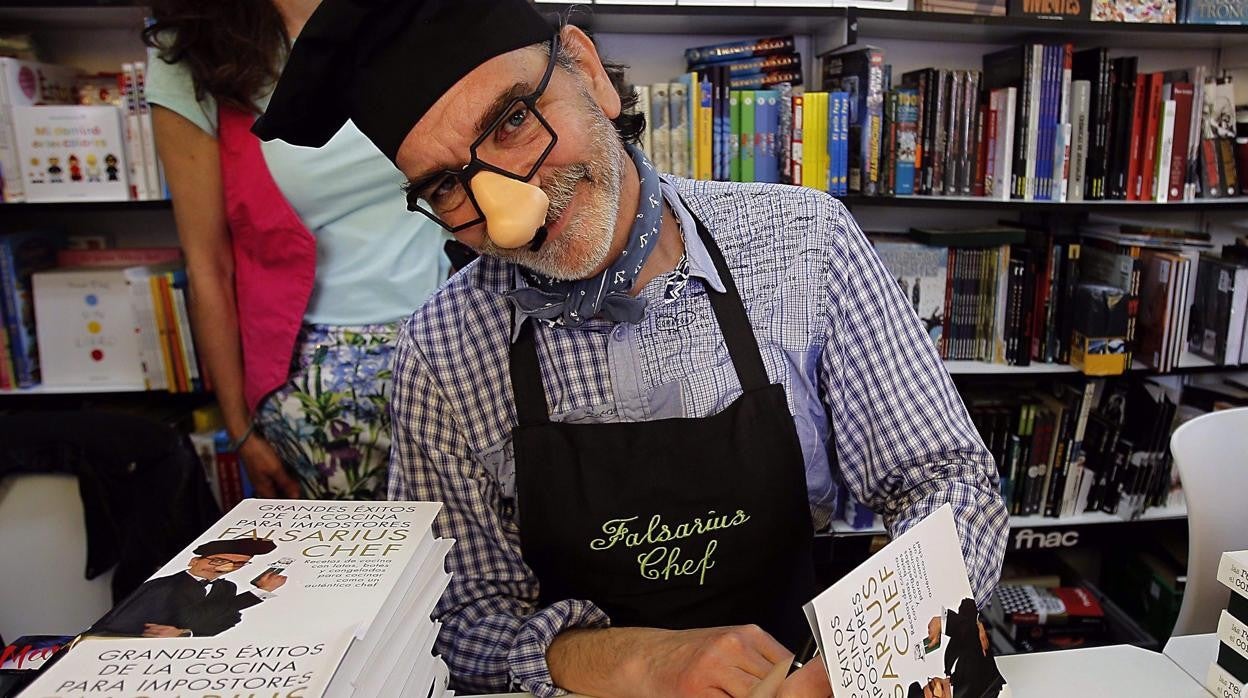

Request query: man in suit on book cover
[
  {"left": 253, "top": 2, "right": 1009, "bottom": 696},
  {"left": 87, "top": 538, "right": 286, "bottom": 638}
]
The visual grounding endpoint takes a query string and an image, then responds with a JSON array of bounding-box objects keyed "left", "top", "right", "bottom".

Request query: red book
[
  {"left": 790, "top": 95, "right": 803, "bottom": 186},
  {"left": 1125, "top": 74, "right": 1147, "bottom": 200},
  {"left": 1139, "top": 73, "right": 1164, "bottom": 201},
  {"left": 1167, "top": 83, "right": 1195, "bottom": 202},
  {"left": 56, "top": 247, "right": 183, "bottom": 268}
]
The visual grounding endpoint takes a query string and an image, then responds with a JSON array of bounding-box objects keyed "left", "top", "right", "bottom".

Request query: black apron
[{"left": 510, "top": 212, "right": 818, "bottom": 651}]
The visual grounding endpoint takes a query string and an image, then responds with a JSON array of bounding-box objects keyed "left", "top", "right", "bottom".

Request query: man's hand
[
  {"left": 239, "top": 435, "right": 301, "bottom": 498},
  {"left": 252, "top": 570, "right": 287, "bottom": 592},
  {"left": 548, "top": 625, "right": 794, "bottom": 698},
  {"left": 142, "top": 623, "right": 189, "bottom": 638}
]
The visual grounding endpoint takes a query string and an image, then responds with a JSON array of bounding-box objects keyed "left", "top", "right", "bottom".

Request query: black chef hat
[
  {"left": 192, "top": 538, "right": 277, "bottom": 557},
  {"left": 252, "top": 0, "right": 554, "bottom": 164}
]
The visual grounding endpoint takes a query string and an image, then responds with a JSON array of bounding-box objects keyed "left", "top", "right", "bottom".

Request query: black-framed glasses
[
  {"left": 406, "top": 33, "right": 562, "bottom": 233},
  {"left": 200, "top": 557, "right": 250, "bottom": 568}
]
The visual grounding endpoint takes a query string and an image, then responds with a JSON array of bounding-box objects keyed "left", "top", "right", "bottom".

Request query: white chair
[
  {"left": 0, "top": 474, "right": 113, "bottom": 640},
  {"left": 1169, "top": 406, "right": 1248, "bottom": 637}
]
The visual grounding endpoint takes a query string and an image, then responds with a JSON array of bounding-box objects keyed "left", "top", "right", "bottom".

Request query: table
[
  {"left": 1164, "top": 632, "right": 1219, "bottom": 686},
  {"left": 466, "top": 642, "right": 1211, "bottom": 698}
]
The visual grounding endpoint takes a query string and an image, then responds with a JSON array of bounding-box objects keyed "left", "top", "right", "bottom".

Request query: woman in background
[{"left": 142, "top": 0, "right": 447, "bottom": 500}]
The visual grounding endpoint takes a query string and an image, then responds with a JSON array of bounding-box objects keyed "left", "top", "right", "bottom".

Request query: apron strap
[
  {"left": 510, "top": 319, "right": 550, "bottom": 427},
  {"left": 508, "top": 198, "right": 774, "bottom": 425}
]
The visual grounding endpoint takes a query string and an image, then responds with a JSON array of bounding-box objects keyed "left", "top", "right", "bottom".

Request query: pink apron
[{"left": 217, "top": 105, "right": 317, "bottom": 413}]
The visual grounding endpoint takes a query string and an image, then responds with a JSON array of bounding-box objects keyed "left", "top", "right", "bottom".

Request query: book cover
[
  {"left": 1182, "top": 0, "right": 1248, "bottom": 23},
  {"left": 1092, "top": 0, "right": 1177, "bottom": 20},
  {"left": 11, "top": 105, "right": 129, "bottom": 202},
  {"left": 1207, "top": 662, "right": 1248, "bottom": 698},
  {"left": 806, "top": 505, "right": 1009, "bottom": 698},
  {"left": 21, "top": 499, "right": 451, "bottom": 698},
  {"left": 1008, "top": 0, "right": 1091, "bottom": 18},
  {"left": 32, "top": 266, "right": 152, "bottom": 389},
  {"left": 1154, "top": 99, "right": 1176, "bottom": 201},
  {"left": 873, "top": 238, "right": 947, "bottom": 347},
  {"left": 1072, "top": 48, "right": 1111, "bottom": 200},
  {"left": 0, "top": 57, "right": 79, "bottom": 203}
]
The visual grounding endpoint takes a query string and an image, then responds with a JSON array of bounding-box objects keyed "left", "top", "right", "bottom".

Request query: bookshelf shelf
[
  {"left": 840, "top": 194, "right": 1248, "bottom": 213},
  {"left": 944, "top": 360, "right": 1079, "bottom": 375},
  {"left": 0, "top": 2, "right": 147, "bottom": 29},
  {"left": 0, "top": 383, "right": 145, "bottom": 395},
  {"left": 827, "top": 503, "right": 1187, "bottom": 537},
  {"left": 0, "top": 200, "right": 170, "bottom": 213}
]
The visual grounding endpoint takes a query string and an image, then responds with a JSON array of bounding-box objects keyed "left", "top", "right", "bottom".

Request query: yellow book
[
  {"left": 813, "top": 92, "right": 829, "bottom": 193},
  {"left": 697, "top": 72, "right": 713, "bottom": 180},
  {"left": 801, "top": 92, "right": 817, "bottom": 189},
  {"left": 148, "top": 275, "right": 176, "bottom": 393}
]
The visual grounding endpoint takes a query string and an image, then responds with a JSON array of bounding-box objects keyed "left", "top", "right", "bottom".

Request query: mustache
[{"left": 541, "top": 163, "right": 592, "bottom": 225}]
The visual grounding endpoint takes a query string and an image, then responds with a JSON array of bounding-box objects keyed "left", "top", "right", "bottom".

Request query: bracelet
[{"left": 229, "top": 424, "right": 256, "bottom": 452}]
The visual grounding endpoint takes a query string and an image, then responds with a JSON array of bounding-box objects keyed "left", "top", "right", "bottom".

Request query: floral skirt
[{"left": 254, "top": 323, "right": 399, "bottom": 500}]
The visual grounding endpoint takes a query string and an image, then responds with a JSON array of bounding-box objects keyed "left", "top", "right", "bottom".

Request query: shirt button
[{"left": 613, "top": 326, "right": 627, "bottom": 342}]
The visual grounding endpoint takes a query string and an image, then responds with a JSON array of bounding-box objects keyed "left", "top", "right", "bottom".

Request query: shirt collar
[{"left": 508, "top": 177, "right": 725, "bottom": 340}]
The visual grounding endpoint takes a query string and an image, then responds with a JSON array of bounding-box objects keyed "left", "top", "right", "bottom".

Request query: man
[
  {"left": 253, "top": 2, "right": 1008, "bottom": 696},
  {"left": 88, "top": 539, "right": 286, "bottom": 638}
]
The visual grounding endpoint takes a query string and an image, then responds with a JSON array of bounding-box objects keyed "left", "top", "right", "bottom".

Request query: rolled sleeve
[
  {"left": 816, "top": 201, "right": 1008, "bottom": 607},
  {"left": 388, "top": 323, "right": 610, "bottom": 695}
]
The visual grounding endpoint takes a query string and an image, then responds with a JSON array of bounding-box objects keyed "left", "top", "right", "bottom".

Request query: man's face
[
  {"left": 395, "top": 30, "right": 626, "bottom": 281},
  {"left": 187, "top": 553, "right": 251, "bottom": 580}
]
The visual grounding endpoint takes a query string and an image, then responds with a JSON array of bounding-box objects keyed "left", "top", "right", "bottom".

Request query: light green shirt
[{"left": 145, "top": 50, "right": 449, "bottom": 326}]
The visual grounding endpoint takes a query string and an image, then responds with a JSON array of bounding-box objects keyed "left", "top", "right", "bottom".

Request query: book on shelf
[
  {"left": 1092, "top": 0, "right": 1178, "bottom": 21},
  {"left": 0, "top": 57, "right": 79, "bottom": 203},
  {"left": 988, "top": 585, "right": 1107, "bottom": 649},
  {"left": 820, "top": 45, "right": 886, "bottom": 196},
  {"left": 18, "top": 498, "right": 455, "bottom": 698},
  {"left": 1183, "top": 0, "right": 1248, "bottom": 23},
  {"left": 0, "top": 229, "right": 63, "bottom": 389},
  {"left": 1187, "top": 255, "right": 1248, "bottom": 366},
  {"left": 1007, "top": 0, "right": 1091, "bottom": 19},
  {"left": 10, "top": 105, "right": 130, "bottom": 203},
  {"left": 805, "top": 504, "right": 1010, "bottom": 698}
]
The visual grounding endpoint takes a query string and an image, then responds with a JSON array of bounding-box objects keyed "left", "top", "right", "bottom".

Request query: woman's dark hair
[
  {"left": 554, "top": 11, "right": 646, "bottom": 145},
  {"left": 141, "top": 0, "right": 289, "bottom": 114}
]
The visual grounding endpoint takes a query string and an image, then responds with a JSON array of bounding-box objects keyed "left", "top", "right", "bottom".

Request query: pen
[{"left": 787, "top": 633, "right": 818, "bottom": 676}]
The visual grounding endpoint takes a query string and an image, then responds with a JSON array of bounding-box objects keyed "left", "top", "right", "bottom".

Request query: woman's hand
[{"left": 238, "top": 434, "right": 301, "bottom": 498}]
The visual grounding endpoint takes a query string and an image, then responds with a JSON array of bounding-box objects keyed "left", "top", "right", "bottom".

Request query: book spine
[
  {"left": 669, "top": 81, "right": 690, "bottom": 179},
  {"left": 132, "top": 62, "right": 163, "bottom": 199},
  {"left": 934, "top": 70, "right": 949, "bottom": 196},
  {"left": 897, "top": 89, "right": 918, "bottom": 196},
  {"left": 791, "top": 94, "right": 804, "bottom": 186},
  {"left": 1094, "top": 52, "right": 1112, "bottom": 199},
  {"left": 698, "top": 74, "right": 713, "bottom": 180},
  {"left": 0, "top": 242, "right": 32, "bottom": 386},
  {"left": 1036, "top": 45, "right": 1054, "bottom": 201},
  {"left": 985, "top": 96, "right": 999, "bottom": 198},
  {"left": 1126, "top": 73, "right": 1147, "bottom": 200},
  {"left": 729, "top": 89, "right": 741, "bottom": 182},
  {"left": 1168, "top": 83, "right": 1194, "bottom": 201},
  {"left": 1140, "top": 74, "right": 1163, "bottom": 201},
  {"left": 119, "top": 65, "right": 147, "bottom": 200},
  {"left": 1155, "top": 100, "right": 1176, "bottom": 202},
  {"left": 649, "top": 83, "right": 670, "bottom": 173},
  {"left": 741, "top": 91, "right": 756, "bottom": 183},
  {"left": 946, "top": 71, "right": 963, "bottom": 196},
  {"left": 963, "top": 71, "right": 981, "bottom": 195},
  {"left": 866, "top": 50, "right": 885, "bottom": 196},
  {"left": 684, "top": 35, "right": 796, "bottom": 67},
  {"left": 1070, "top": 81, "right": 1090, "bottom": 202},
  {"left": 1220, "top": 137, "right": 1240, "bottom": 196}
]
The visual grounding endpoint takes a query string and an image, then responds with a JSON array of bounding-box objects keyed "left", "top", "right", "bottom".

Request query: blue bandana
[{"left": 506, "top": 144, "right": 662, "bottom": 327}]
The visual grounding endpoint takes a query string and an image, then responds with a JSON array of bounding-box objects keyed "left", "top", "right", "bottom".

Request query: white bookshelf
[{"left": 829, "top": 502, "right": 1188, "bottom": 537}]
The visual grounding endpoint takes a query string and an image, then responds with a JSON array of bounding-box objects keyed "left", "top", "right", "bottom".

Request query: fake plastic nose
[{"left": 470, "top": 170, "right": 550, "bottom": 249}]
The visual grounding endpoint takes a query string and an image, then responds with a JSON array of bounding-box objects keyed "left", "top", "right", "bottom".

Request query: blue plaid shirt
[{"left": 388, "top": 178, "right": 1008, "bottom": 696}]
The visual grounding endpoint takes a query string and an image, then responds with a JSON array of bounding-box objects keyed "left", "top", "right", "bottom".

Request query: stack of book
[
  {"left": 0, "top": 57, "right": 165, "bottom": 203},
  {"left": 634, "top": 35, "right": 801, "bottom": 181},
  {"left": 1209, "top": 550, "right": 1248, "bottom": 697},
  {"left": 988, "top": 584, "right": 1109, "bottom": 652},
  {"left": 19, "top": 499, "right": 455, "bottom": 698},
  {"left": 966, "top": 375, "right": 1185, "bottom": 521},
  {"left": 869, "top": 221, "right": 1248, "bottom": 374},
  {"left": 31, "top": 246, "right": 206, "bottom": 392},
  {"left": 807, "top": 44, "right": 1238, "bottom": 203}
]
